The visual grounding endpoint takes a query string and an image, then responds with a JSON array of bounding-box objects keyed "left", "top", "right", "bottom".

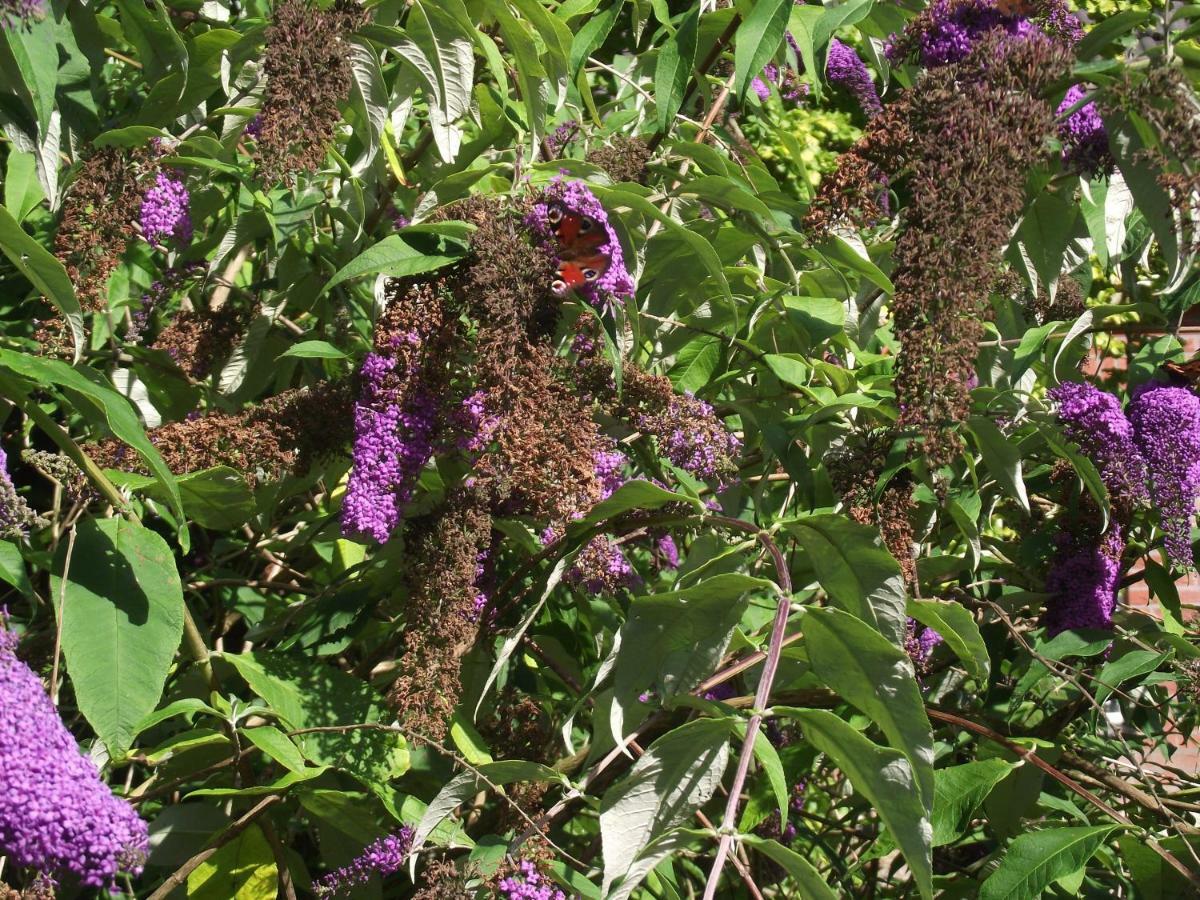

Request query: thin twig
[
  {"left": 49, "top": 526, "right": 76, "bottom": 705},
  {"left": 702, "top": 527, "right": 793, "bottom": 900},
  {"left": 146, "top": 795, "right": 285, "bottom": 900},
  {"left": 927, "top": 707, "right": 1200, "bottom": 887}
]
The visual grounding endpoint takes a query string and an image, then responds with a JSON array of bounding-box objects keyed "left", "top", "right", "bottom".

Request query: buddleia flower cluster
[
  {"left": 1057, "top": 84, "right": 1112, "bottom": 176},
  {"left": 313, "top": 827, "right": 413, "bottom": 897},
  {"left": 885, "top": 0, "right": 1080, "bottom": 68},
  {"left": 1128, "top": 383, "right": 1200, "bottom": 569},
  {"left": 825, "top": 38, "right": 883, "bottom": 118},
  {"left": 0, "top": 624, "right": 148, "bottom": 890},
  {"left": 138, "top": 170, "right": 192, "bottom": 248},
  {"left": 0, "top": 0, "right": 40, "bottom": 29},
  {"left": 335, "top": 187, "right": 739, "bottom": 740},
  {"left": 494, "top": 859, "right": 567, "bottom": 900}
]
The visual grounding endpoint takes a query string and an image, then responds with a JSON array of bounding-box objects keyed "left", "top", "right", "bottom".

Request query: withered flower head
[
  {"left": 151, "top": 303, "right": 253, "bottom": 380},
  {"left": 54, "top": 147, "right": 148, "bottom": 313},
  {"left": 881, "top": 33, "right": 1071, "bottom": 466},
  {"left": 254, "top": 0, "right": 367, "bottom": 185},
  {"left": 586, "top": 135, "right": 652, "bottom": 185}
]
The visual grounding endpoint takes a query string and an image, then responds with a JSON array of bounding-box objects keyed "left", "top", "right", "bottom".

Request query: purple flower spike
[
  {"left": 1129, "top": 383, "right": 1200, "bottom": 569},
  {"left": 0, "top": 623, "right": 149, "bottom": 889},
  {"left": 139, "top": 170, "right": 192, "bottom": 248},
  {"left": 826, "top": 38, "right": 882, "bottom": 118},
  {"left": 1, "top": 0, "right": 41, "bottom": 29},
  {"left": 1049, "top": 381, "right": 1148, "bottom": 512},
  {"left": 1045, "top": 524, "right": 1124, "bottom": 634},
  {"left": 313, "top": 827, "right": 413, "bottom": 897},
  {"left": 341, "top": 353, "right": 440, "bottom": 543}
]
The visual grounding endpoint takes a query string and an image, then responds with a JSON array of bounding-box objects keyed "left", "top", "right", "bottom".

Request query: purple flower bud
[
  {"left": 496, "top": 859, "right": 567, "bottom": 900},
  {"left": 1057, "top": 84, "right": 1110, "bottom": 175}
]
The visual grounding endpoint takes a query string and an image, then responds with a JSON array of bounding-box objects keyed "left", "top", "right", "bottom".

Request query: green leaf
[
  {"left": 611, "top": 573, "right": 777, "bottom": 742},
  {"left": 569, "top": 0, "right": 623, "bottom": 74},
  {"left": 741, "top": 836, "right": 838, "bottom": 899},
  {"left": 0, "top": 540, "right": 31, "bottom": 596},
  {"left": 489, "top": 0, "right": 549, "bottom": 145},
  {"left": 784, "top": 514, "right": 908, "bottom": 646},
  {"left": 4, "top": 149, "right": 42, "bottom": 223},
  {"left": 510, "top": 0, "right": 572, "bottom": 110},
  {"left": 0, "top": 207, "right": 84, "bottom": 355},
  {"left": 669, "top": 336, "right": 720, "bottom": 394},
  {"left": 931, "top": 759, "right": 1013, "bottom": 846},
  {"left": 222, "top": 651, "right": 408, "bottom": 788},
  {"left": 572, "top": 479, "right": 704, "bottom": 528},
  {"left": 966, "top": 416, "right": 1030, "bottom": 514},
  {"left": 979, "top": 825, "right": 1120, "bottom": 900},
  {"left": 173, "top": 467, "right": 255, "bottom": 531},
  {"left": 600, "top": 718, "right": 733, "bottom": 895},
  {"left": 1, "top": 18, "right": 58, "bottom": 135},
  {"left": 749, "top": 728, "right": 789, "bottom": 828},
  {"left": 0, "top": 350, "right": 186, "bottom": 532},
  {"left": 187, "top": 824, "right": 278, "bottom": 900},
  {"left": 775, "top": 708, "right": 932, "bottom": 899},
  {"left": 802, "top": 607, "right": 934, "bottom": 809},
  {"left": 113, "top": 0, "right": 187, "bottom": 84},
  {"left": 734, "top": 0, "right": 794, "bottom": 104},
  {"left": 323, "top": 233, "right": 468, "bottom": 293},
  {"left": 398, "top": 1, "right": 475, "bottom": 162},
  {"left": 763, "top": 353, "right": 809, "bottom": 389},
  {"left": 278, "top": 340, "right": 348, "bottom": 360},
  {"left": 907, "top": 598, "right": 990, "bottom": 681},
  {"left": 242, "top": 726, "right": 310, "bottom": 774},
  {"left": 1093, "top": 648, "right": 1170, "bottom": 706},
  {"left": 654, "top": 5, "right": 698, "bottom": 131},
  {"left": 676, "top": 174, "right": 772, "bottom": 221},
  {"left": 53, "top": 518, "right": 184, "bottom": 757}
]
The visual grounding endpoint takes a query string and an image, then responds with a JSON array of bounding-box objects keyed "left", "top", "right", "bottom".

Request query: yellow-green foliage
[
  {"left": 745, "top": 103, "right": 861, "bottom": 192},
  {"left": 1080, "top": 0, "right": 1151, "bottom": 17}
]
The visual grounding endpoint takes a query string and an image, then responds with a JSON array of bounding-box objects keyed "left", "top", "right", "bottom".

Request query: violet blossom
[
  {"left": 1049, "top": 381, "right": 1148, "bottom": 513},
  {"left": 496, "top": 859, "right": 567, "bottom": 900},
  {"left": 313, "top": 827, "right": 413, "bottom": 897},
  {"left": 1057, "top": 84, "right": 1111, "bottom": 176},
  {"left": 0, "top": 623, "right": 148, "bottom": 889},
  {"left": 138, "top": 170, "right": 192, "bottom": 248},
  {"left": 1044, "top": 524, "right": 1124, "bottom": 634},
  {"left": 1129, "top": 383, "right": 1200, "bottom": 569}
]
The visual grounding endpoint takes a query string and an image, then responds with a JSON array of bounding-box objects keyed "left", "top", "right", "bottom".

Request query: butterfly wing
[
  {"left": 547, "top": 204, "right": 611, "bottom": 294},
  {"left": 1164, "top": 358, "right": 1200, "bottom": 385},
  {"left": 552, "top": 253, "right": 611, "bottom": 295}
]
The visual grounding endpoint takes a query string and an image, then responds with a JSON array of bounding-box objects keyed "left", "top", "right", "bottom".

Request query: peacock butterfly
[{"left": 546, "top": 204, "right": 611, "bottom": 295}]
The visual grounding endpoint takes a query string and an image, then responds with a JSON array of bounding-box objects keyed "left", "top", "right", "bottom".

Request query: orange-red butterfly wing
[
  {"left": 551, "top": 207, "right": 607, "bottom": 254},
  {"left": 1164, "top": 358, "right": 1200, "bottom": 385},
  {"left": 552, "top": 253, "right": 611, "bottom": 295}
]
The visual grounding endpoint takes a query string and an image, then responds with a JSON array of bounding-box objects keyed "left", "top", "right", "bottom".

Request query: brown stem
[
  {"left": 646, "top": 14, "right": 741, "bottom": 153},
  {"left": 702, "top": 527, "right": 793, "bottom": 899},
  {"left": 927, "top": 707, "right": 1200, "bottom": 887},
  {"left": 146, "top": 795, "right": 285, "bottom": 900}
]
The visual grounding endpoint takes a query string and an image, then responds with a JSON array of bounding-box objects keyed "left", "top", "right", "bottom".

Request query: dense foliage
[{"left": 2, "top": 0, "right": 1200, "bottom": 897}]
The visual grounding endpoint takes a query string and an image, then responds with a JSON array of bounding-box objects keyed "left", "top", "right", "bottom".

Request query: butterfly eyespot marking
[
  {"left": 551, "top": 278, "right": 569, "bottom": 294},
  {"left": 583, "top": 268, "right": 599, "bottom": 282},
  {"left": 547, "top": 206, "right": 563, "bottom": 224},
  {"left": 579, "top": 218, "right": 594, "bottom": 233}
]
